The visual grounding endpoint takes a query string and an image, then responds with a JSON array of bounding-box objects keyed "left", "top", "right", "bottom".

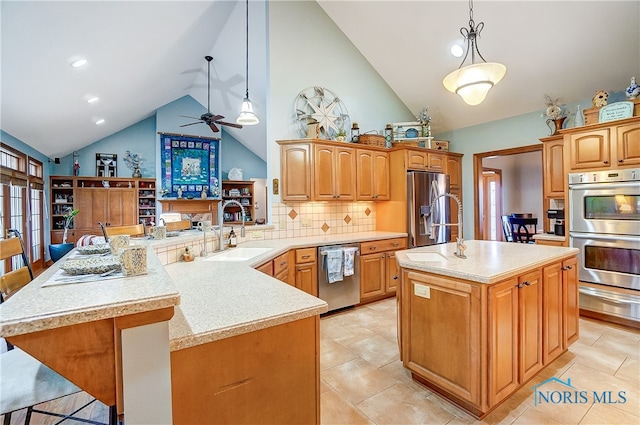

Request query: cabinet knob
[
  {"left": 618, "top": 159, "right": 623, "bottom": 163},
  {"left": 392, "top": 276, "right": 398, "bottom": 280},
  {"left": 562, "top": 265, "right": 573, "bottom": 270},
  {"left": 603, "top": 160, "right": 608, "bottom": 164},
  {"left": 517, "top": 283, "right": 524, "bottom": 288},
  {"left": 523, "top": 281, "right": 531, "bottom": 286}
]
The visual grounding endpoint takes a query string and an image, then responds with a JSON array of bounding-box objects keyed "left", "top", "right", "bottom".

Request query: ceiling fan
[{"left": 180, "top": 56, "right": 243, "bottom": 133}]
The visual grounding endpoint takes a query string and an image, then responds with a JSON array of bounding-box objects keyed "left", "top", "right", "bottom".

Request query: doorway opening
[{"left": 473, "top": 145, "right": 543, "bottom": 241}]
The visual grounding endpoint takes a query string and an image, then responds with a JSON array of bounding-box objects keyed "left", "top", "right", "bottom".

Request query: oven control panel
[{"left": 569, "top": 168, "right": 639, "bottom": 184}]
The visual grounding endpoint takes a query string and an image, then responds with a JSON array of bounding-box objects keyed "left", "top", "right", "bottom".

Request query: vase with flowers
[
  {"left": 49, "top": 207, "right": 79, "bottom": 262},
  {"left": 124, "top": 150, "right": 144, "bottom": 178},
  {"left": 543, "top": 95, "right": 569, "bottom": 135}
]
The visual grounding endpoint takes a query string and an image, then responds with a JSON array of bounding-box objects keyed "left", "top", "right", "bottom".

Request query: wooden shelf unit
[
  {"left": 221, "top": 180, "right": 255, "bottom": 225},
  {"left": 49, "top": 176, "right": 156, "bottom": 243}
]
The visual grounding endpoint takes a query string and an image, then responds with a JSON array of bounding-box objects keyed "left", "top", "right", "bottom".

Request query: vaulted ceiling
[{"left": 2, "top": 1, "right": 638, "bottom": 161}]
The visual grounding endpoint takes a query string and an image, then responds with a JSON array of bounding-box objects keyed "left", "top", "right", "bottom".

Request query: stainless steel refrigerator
[{"left": 407, "top": 171, "right": 450, "bottom": 248}]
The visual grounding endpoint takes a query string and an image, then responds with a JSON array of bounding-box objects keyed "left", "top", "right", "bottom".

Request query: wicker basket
[{"left": 357, "top": 134, "right": 386, "bottom": 147}]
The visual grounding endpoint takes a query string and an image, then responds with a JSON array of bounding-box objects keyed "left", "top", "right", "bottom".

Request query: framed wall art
[
  {"left": 159, "top": 133, "right": 221, "bottom": 199},
  {"left": 96, "top": 153, "right": 117, "bottom": 177}
]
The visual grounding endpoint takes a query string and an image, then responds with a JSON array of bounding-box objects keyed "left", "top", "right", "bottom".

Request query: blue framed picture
[{"left": 160, "top": 134, "right": 221, "bottom": 199}]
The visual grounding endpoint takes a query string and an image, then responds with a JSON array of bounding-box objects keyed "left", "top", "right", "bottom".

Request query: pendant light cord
[{"left": 244, "top": 0, "right": 249, "bottom": 99}]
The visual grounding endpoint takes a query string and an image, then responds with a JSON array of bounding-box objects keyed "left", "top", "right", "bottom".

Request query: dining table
[{"left": 0, "top": 244, "right": 180, "bottom": 424}]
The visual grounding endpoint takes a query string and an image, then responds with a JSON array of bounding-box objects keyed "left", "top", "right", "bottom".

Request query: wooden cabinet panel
[
  {"left": 562, "top": 256, "right": 579, "bottom": 346},
  {"left": 445, "top": 155, "right": 462, "bottom": 190},
  {"left": 542, "top": 262, "right": 564, "bottom": 364},
  {"left": 356, "top": 149, "right": 390, "bottom": 201},
  {"left": 314, "top": 145, "right": 334, "bottom": 200},
  {"left": 489, "top": 278, "right": 519, "bottom": 406},
  {"left": 281, "top": 144, "right": 312, "bottom": 201},
  {"left": 428, "top": 152, "right": 445, "bottom": 172},
  {"left": 543, "top": 137, "right": 565, "bottom": 198},
  {"left": 272, "top": 251, "right": 290, "bottom": 277},
  {"left": 568, "top": 128, "right": 611, "bottom": 169},
  {"left": 294, "top": 248, "right": 317, "bottom": 297},
  {"left": 314, "top": 144, "right": 356, "bottom": 201},
  {"left": 360, "top": 252, "right": 386, "bottom": 299},
  {"left": 518, "top": 270, "right": 543, "bottom": 382},
  {"left": 360, "top": 237, "right": 406, "bottom": 254},
  {"left": 335, "top": 147, "right": 356, "bottom": 200},
  {"left": 385, "top": 251, "right": 399, "bottom": 294},
  {"left": 406, "top": 150, "right": 428, "bottom": 170},
  {"left": 616, "top": 122, "right": 640, "bottom": 166},
  {"left": 108, "top": 189, "right": 137, "bottom": 227},
  {"left": 255, "top": 261, "right": 273, "bottom": 276},
  {"left": 404, "top": 271, "right": 481, "bottom": 406}
]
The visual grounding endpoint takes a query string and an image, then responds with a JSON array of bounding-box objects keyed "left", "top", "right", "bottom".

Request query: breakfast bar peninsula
[{"left": 395, "top": 240, "right": 579, "bottom": 418}]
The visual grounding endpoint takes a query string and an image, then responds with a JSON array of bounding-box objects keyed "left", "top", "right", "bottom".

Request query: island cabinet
[
  {"left": 488, "top": 270, "right": 543, "bottom": 406},
  {"left": 359, "top": 237, "right": 407, "bottom": 302},
  {"left": 314, "top": 143, "right": 356, "bottom": 201},
  {"left": 355, "top": 149, "right": 390, "bottom": 200},
  {"left": 397, "top": 243, "right": 579, "bottom": 419}
]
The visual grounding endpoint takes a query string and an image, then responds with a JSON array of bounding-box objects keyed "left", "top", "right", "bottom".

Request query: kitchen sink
[
  {"left": 204, "top": 247, "right": 273, "bottom": 262},
  {"left": 405, "top": 252, "right": 448, "bottom": 262}
]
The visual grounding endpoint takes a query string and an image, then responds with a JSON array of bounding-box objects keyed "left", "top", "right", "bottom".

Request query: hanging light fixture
[
  {"left": 236, "top": 0, "right": 259, "bottom": 125},
  {"left": 442, "top": 0, "right": 506, "bottom": 106}
]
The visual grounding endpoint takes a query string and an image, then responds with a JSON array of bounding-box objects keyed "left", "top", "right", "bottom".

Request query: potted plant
[{"left": 49, "top": 208, "right": 79, "bottom": 262}]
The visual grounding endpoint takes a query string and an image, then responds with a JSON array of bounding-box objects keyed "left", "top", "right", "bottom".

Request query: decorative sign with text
[{"left": 599, "top": 101, "right": 634, "bottom": 123}]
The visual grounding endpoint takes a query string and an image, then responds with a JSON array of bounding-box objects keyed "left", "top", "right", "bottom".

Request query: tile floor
[
  {"left": 320, "top": 298, "right": 640, "bottom": 425},
  {"left": 4, "top": 298, "right": 638, "bottom": 424}
]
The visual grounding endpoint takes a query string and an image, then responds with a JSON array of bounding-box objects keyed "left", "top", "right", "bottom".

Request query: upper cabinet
[
  {"left": 540, "top": 135, "right": 565, "bottom": 198},
  {"left": 356, "top": 149, "right": 390, "bottom": 201},
  {"left": 280, "top": 143, "right": 312, "bottom": 201},
  {"left": 566, "top": 117, "right": 640, "bottom": 171},
  {"left": 314, "top": 144, "right": 356, "bottom": 201}
]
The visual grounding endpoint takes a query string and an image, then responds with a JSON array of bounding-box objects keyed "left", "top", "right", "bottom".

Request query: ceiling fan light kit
[
  {"left": 443, "top": 0, "right": 506, "bottom": 106},
  {"left": 236, "top": 0, "right": 259, "bottom": 126}
]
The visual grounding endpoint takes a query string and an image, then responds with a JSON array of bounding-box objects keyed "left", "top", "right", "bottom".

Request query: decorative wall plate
[{"left": 294, "top": 87, "right": 350, "bottom": 139}]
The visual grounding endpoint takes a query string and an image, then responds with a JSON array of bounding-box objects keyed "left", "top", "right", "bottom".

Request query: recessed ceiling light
[
  {"left": 95, "top": 119, "right": 105, "bottom": 125},
  {"left": 450, "top": 44, "right": 464, "bottom": 58},
  {"left": 70, "top": 58, "right": 88, "bottom": 68},
  {"left": 87, "top": 97, "right": 99, "bottom": 104}
]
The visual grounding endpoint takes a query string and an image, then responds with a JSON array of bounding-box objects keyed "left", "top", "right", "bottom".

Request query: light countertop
[
  {"left": 165, "top": 230, "right": 407, "bottom": 351},
  {"left": 0, "top": 245, "right": 180, "bottom": 338},
  {"left": 395, "top": 240, "right": 579, "bottom": 284},
  {"left": 532, "top": 233, "right": 566, "bottom": 242}
]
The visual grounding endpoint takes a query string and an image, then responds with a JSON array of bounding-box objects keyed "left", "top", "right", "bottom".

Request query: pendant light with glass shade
[
  {"left": 442, "top": 0, "right": 506, "bottom": 106},
  {"left": 236, "top": 0, "right": 259, "bottom": 125}
]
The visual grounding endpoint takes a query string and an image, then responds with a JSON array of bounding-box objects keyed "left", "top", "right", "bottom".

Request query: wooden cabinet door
[
  {"left": 360, "top": 253, "right": 386, "bottom": 300},
  {"left": 384, "top": 252, "right": 399, "bottom": 294},
  {"left": 615, "top": 122, "right": 640, "bottom": 166},
  {"left": 295, "top": 262, "right": 317, "bottom": 297},
  {"left": 281, "top": 144, "right": 311, "bottom": 201},
  {"left": 542, "top": 262, "right": 564, "bottom": 364},
  {"left": 568, "top": 128, "right": 611, "bottom": 170},
  {"left": 488, "top": 278, "right": 519, "bottom": 406},
  {"left": 428, "top": 152, "right": 445, "bottom": 172},
  {"left": 373, "top": 151, "right": 390, "bottom": 200},
  {"left": 75, "top": 188, "right": 108, "bottom": 229},
  {"left": 406, "top": 150, "right": 428, "bottom": 170},
  {"left": 356, "top": 149, "right": 375, "bottom": 200},
  {"left": 543, "top": 137, "right": 565, "bottom": 198},
  {"left": 562, "top": 256, "right": 579, "bottom": 346},
  {"left": 334, "top": 146, "right": 356, "bottom": 201},
  {"left": 518, "top": 270, "right": 543, "bottom": 382},
  {"left": 314, "top": 145, "right": 335, "bottom": 201},
  {"left": 108, "top": 189, "right": 136, "bottom": 227},
  {"left": 256, "top": 261, "right": 273, "bottom": 276},
  {"left": 445, "top": 155, "right": 462, "bottom": 190}
]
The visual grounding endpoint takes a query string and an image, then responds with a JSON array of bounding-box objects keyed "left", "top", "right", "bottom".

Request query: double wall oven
[{"left": 568, "top": 168, "right": 640, "bottom": 324}]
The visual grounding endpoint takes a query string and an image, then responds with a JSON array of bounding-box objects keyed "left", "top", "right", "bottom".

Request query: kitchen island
[{"left": 395, "top": 240, "right": 579, "bottom": 419}]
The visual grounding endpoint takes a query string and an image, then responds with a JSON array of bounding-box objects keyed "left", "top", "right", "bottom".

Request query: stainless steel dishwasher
[{"left": 318, "top": 244, "right": 360, "bottom": 313}]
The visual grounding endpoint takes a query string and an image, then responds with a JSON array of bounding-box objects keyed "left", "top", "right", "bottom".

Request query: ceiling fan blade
[
  {"left": 209, "top": 114, "right": 225, "bottom": 121},
  {"left": 180, "top": 122, "right": 203, "bottom": 127},
  {"left": 216, "top": 121, "right": 243, "bottom": 129},
  {"left": 179, "top": 115, "right": 202, "bottom": 120},
  {"left": 208, "top": 122, "right": 220, "bottom": 133}
]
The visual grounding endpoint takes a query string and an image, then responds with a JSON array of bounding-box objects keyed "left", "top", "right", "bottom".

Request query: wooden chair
[
  {"left": 0, "top": 231, "right": 118, "bottom": 424},
  {"left": 165, "top": 219, "right": 192, "bottom": 232},
  {"left": 509, "top": 216, "right": 538, "bottom": 243},
  {"left": 501, "top": 216, "right": 514, "bottom": 242},
  {"left": 0, "top": 230, "right": 33, "bottom": 301},
  {"left": 100, "top": 223, "right": 145, "bottom": 239}
]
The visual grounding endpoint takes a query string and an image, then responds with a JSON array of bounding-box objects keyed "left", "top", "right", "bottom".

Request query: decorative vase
[
  {"left": 546, "top": 117, "right": 566, "bottom": 135},
  {"left": 575, "top": 105, "right": 585, "bottom": 127},
  {"left": 49, "top": 243, "right": 74, "bottom": 262},
  {"left": 132, "top": 168, "right": 142, "bottom": 178},
  {"left": 625, "top": 77, "right": 640, "bottom": 99}
]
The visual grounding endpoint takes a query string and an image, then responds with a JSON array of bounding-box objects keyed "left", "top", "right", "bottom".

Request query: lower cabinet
[
  {"left": 273, "top": 251, "right": 292, "bottom": 285},
  {"left": 294, "top": 248, "right": 317, "bottom": 296},
  {"left": 359, "top": 237, "right": 407, "bottom": 302},
  {"left": 488, "top": 270, "right": 542, "bottom": 406}
]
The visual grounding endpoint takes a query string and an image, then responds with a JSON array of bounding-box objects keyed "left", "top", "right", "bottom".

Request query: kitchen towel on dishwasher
[
  {"left": 343, "top": 247, "right": 358, "bottom": 276},
  {"left": 326, "top": 248, "right": 343, "bottom": 283}
]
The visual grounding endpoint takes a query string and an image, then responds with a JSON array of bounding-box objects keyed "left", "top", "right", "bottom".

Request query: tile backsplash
[{"left": 263, "top": 201, "right": 376, "bottom": 240}]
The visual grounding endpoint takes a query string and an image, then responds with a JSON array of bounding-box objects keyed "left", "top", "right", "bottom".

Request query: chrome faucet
[
  {"left": 218, "top": 200, "right": 246, "bottom": 251},
  {"left": 429, "top": 192, "right": 466, "bottom": 259}
]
